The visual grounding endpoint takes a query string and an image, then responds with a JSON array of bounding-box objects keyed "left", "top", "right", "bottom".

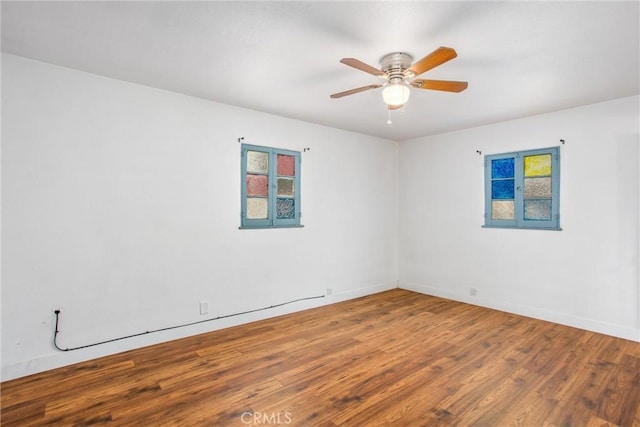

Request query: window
[
  {"left": 484, "top": 146, "right": 560, "bottom": 230},
  {"left": 240, "top": 144, "right": 301, "bottom": 228}
]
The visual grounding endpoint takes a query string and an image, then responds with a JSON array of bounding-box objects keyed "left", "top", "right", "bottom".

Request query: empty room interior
[{"left": 1, "top": 1, "right": 640, "bottom": 426}]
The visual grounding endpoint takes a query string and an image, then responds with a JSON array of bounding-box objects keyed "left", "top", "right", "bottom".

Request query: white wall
[
  {"left": 399, "top": 96, "right": 640, "bottom": 341},
  {"left": 1, "top": 54, "right": 399, "bottom": 380},
  {"left": 3, "top": 53, "right": 638, "bottom": 382}
]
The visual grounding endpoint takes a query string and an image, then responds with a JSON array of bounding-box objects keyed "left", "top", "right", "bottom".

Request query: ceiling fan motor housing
[{"left": 380, "top": 52, "right": 413, "bottom": 83}]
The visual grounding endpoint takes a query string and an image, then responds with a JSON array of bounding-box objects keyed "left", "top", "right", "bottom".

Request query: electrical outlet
[
  {"left": 200, "top": 301, "right": 209, "bottom": 315},
  {"left": 326, "top": 288, "right": 333, "bottom": 296},
  {"left": 470, "top": 288, "right": 477, "bottom": 296}
]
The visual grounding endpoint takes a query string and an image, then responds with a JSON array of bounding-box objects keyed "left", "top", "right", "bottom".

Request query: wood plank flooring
[{"left": 2, "top": 289, "right": 640, "bottom": 426}]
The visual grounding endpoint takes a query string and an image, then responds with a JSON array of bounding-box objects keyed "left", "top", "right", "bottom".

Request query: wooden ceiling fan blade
[
  {"left": 406, "top": 47, "right": 458, "bottom": 77},
  {"left": 330, "top": 84, "right": 382, "bottom": 99},
  {"left": 340, "top": 58, "right": 386, "bottom": 77},
  {"left": 411, "top": 79, "right": 468, "bottom": 92}
]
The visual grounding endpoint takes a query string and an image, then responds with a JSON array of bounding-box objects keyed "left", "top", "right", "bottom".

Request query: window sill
[
  {"left": 482, "top": 225, "right": 562, "bottom": 231},
  {"left": 239, "top": 225, "right": 305, "bottom": 230}
]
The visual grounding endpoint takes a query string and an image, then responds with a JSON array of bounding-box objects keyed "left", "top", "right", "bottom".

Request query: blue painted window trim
[
  {"left": 484, "top": 146, "right": 561, "bottom": 230},
  {"left": 240, "top": 144, "right": 302, "bottom": 229}
]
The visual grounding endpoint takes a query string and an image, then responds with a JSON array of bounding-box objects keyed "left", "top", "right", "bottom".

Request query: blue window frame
[
  {"left": 240, "top": 144, "right": 302, "bottom": 229},
  {"left": 484, "top": 146, "right": 560, "bottom": 230}
]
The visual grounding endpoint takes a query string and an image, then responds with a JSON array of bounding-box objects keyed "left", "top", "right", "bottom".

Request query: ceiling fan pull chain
[{"left": 387, "top": 107, "right": 392, "bottom": 125}]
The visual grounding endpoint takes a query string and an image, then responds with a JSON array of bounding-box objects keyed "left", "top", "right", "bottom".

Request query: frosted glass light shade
[{"left": 382, "top": 83, "right": 410, "bottom": 106}]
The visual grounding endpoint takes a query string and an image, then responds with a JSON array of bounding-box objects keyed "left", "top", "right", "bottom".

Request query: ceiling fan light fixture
[{"left": 382, "top": 82, "right": 410, "bottom": 106}]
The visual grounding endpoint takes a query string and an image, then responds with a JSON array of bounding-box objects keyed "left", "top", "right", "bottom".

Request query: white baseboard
[
  {"left": 1, "top": 282, "right": 397, "bottom": 382},
  {"left": 326, "top": 282, "right": 398, "bottom": 303},
  {"left": 401, "top": 282, "right": 640, "bottom": 343}
]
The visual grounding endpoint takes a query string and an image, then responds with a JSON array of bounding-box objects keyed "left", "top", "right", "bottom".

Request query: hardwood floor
[{"left": 2, "top": 289, "right": 640, "bottom": 426}]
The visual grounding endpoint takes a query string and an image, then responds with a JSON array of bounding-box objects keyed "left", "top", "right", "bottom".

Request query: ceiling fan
[{"left": 330, "top": 46, "right": 468, "bottom": 110}]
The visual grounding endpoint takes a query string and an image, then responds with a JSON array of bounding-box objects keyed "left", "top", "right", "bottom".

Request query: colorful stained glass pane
[
  {"left": 277, "top": 154, "right": 295, "bottom": 176},
  {"left": 524, "top": 199, "right": 552, "bottom": 220},
  {"left": 247, "top": 151, "right": 269, "bottom": 174},
  {"left": 492, "top": 158, "right": 515, "bottom": 179},
  {"left": 277, "top": 177, "right": 294, "bottom": 196},
  {"left": 524, "top": 154, "right": 552, "bottom": 177},
  {"left": 492, "top": 200, "right": 515, "bottom": 220},
  {"left": 492, "top": 179, "right": 515, "bottom": 199},
  {"left": 276, "top": 198, "right": 295, "bottom": 219},
  {"left": 247, "top": 197, "right": 268, "bottom": 219},
  {"left": 246, "top": 174, "right": 268, "bottom": 196},
  {"left": 524, "top": 177, "right": 551, "bottom": 199}
]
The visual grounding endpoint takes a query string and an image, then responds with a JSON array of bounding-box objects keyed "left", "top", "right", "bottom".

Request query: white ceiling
[{"left": 2, "top": 1, "right": 638, "bottom": 141}]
